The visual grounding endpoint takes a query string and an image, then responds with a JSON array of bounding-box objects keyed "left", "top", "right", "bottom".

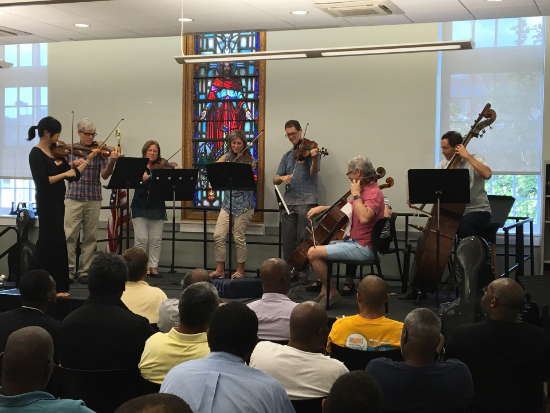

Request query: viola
[{"left": 292, "top": 138, "right": 329, "bottom": 163}]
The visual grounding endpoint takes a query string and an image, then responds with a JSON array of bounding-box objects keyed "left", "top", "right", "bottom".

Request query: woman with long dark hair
[{"left": 28, "top": 116, "right": 95, "bottom": 296}]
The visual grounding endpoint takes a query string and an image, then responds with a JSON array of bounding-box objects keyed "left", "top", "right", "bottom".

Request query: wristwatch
[{"left": 353, "top": 195, "right": 361, "bottom": 200}]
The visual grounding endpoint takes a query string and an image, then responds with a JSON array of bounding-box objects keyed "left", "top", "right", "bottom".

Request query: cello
[
  {"left": 408, "top": 103, "right": 497, "bottom": 293},
  {"left": 289, "top": 167, "right": 389, "bottom": 271}
]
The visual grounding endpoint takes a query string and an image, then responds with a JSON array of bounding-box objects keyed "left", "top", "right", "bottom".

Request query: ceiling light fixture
[
  {"left": 175, "top": 40, "right": 473, "bottom": 64},
  {"left": 74, "top": 23, "right": 90, "bottom": 28},
  {"left": 291, "top": 10, "right": 309, "bottom": 15},
  {"left": 178, "top": 18, "right": 194, "bottom": 22},
  {"left": 0, "top": 60, "right": 13, "bottom": 69}
]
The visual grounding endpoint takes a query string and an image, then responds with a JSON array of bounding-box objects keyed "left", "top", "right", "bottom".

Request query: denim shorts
[{"left": 325, "top": 239, "right": 374, "bottom": 261}]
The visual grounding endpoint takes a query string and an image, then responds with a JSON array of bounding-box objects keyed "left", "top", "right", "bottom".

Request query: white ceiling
[{"left": 0, "top": 0, "right": 546, "bottom": 44}]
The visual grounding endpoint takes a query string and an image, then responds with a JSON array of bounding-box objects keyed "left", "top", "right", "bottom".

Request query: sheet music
[{"left": 274, "top": 185, "right": 290, "bottom": 215}]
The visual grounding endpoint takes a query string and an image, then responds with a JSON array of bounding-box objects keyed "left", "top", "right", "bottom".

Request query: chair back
[
  {"left": 47, "top": 365, "right": 140, "bottom": 413},
  {"left": 487, "top": 195, "right": 515, "bottom": 227},
  {"left": 291, "top": 397, "right": 324, "bottom": 413},
  {"left": 468, "top": 359, "right": 544, "bottom": 413},
  {"left": 330, "top": 344, "right": 402, "bottom": 371},
  {"left": 371, "top": 218, "right": 390, "bottom": 257}
]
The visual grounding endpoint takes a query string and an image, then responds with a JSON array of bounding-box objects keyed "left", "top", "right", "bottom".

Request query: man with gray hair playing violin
[
  {"left": 64, "top": 118, "right": 119, "bottom": 284},
  {"left": 273, "top": 120, "right": 320, "bottom": 285},
  {"left": 307, "top": 156, "right": 385, "bottom": 308}
]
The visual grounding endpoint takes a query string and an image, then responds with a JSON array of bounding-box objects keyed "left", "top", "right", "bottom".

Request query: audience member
[
  {"left": 367, "top": 308, "right": 473, "bottom": 412},
  {"left": 161, "top": 302, "right": 295, "bottom": 413},
  {"left": 247, "top": 258, "right": 297, "bottom": 341},
  {"left": 0, "top": 270, "right": 60, "bottom": 361},
  {"left": 59, "top": 253, "right": 155, "bottom": 372},
  {"left": 157, "top": 268, "right": 212, "bottom": 333},
  {"left": 251, "top": 301, "right": 348, "bottom": 399},
  {"left": 115, "top": 393, "right": 192, "bottom": 413},
  {"left": 121, "top": 247, "right": 167, "bottom": 324},
  {"left": 139, "top": 282, "right": 218, "bottom": 384},
  {"left": 446, "top": 278, "right": 550, "bottom": 413},
  {"left": 323, "top": 370, "right": 382, "bottom": 413},
  {"left": 0, "top": 326, "right": 94, "bottom": 412},
  {"left": 327, "top": 275, "right": 402, "bottom": 353}
]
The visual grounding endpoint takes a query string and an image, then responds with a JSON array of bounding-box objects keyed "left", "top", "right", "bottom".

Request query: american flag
[{"left": 106, "top": 188, "right": 128, "bottom": 253}]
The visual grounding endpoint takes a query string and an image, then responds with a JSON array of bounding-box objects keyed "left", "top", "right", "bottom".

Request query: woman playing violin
[
  {"left": 210, "top": 130, "right": 256, "bottom": 279},
  {"left": 306, "top": 156, "right": 385, "bottom": 308},
  {"left": 130, "top": 140, "right": 181, "bottom": 278},
  {"left": 28, "top": 116, "right": 94, "bottom": 297}
]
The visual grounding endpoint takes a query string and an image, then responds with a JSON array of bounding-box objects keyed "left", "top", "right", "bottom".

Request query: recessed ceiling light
[
  {"left": 486, "top": 0, "right": 503, "bottom": 2},
  {"left": 74, "top": 23, "right": 90, "bottom": 28},
  {"left": 291, "top": 10, "right": 309, "bottom": 15},
  {"left": 178, "top": 18, "right": 194, "bottom": 22}
]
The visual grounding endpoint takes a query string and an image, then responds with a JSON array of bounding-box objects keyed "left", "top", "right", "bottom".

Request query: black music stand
[
  {"left": 105, "top": 157, "right": 149, "bottom": 252},
  {"left": 408, "top": 169, "right": 470, "bottom": 303},
  {"left": 206, "top": 162, "right": 256, "bottom": 277},
  {"left": 149, "top": 169, "right": 198, "bottom": 278}
]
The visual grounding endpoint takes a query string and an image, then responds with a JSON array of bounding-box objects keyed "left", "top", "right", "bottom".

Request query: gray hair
[
  {"left": 77, "top": 118, "right": 95, "bottom": 132},
  {"left": 178, "top": 282, "right": 219, "bottom": 328},
  {"left": 347, "top": 156, "right": 375, "bottom": 177},
  {"left": 403, "top": 308, "right": 441, "bottom": 343},
  {"left": 88, "top": 253, "right": 128, "bottom": 294}
]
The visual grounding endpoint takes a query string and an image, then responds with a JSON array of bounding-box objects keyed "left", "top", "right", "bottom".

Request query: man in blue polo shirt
[{"left": 0, "top": 326, "right": 94, "bottom": 412}]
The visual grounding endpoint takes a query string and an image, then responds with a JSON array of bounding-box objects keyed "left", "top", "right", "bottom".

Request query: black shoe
[
  {"left": 398, "top": 290, "right": 427, "bottom": 300},
  {"left": 340, "top": 282, "right": 356, "bottom": 297},
  {"left": 78, "top": 276, "right": 88, "bottom": 285},
  {"left": 150, "top": 273, "right": 163, "bottom": 279},
  {"left": 305, "top": 281, "right": 322, "bottom": 293}
]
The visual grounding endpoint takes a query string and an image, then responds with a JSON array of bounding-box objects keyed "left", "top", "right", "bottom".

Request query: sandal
[
  {"left": 210, "top": 270, "right": 225, "bottom": 279},
  {"left": 305, "top": 280, "right": 322, "bottom": 293},
  {"left": 341, "top": 282, "right": 356, "bottom": 297},
  {"left": 231, "top": 271, "right": 245, "bottom": 279}
]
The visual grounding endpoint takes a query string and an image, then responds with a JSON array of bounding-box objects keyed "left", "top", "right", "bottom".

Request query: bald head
[
  {"left": 290, "top": 301, "right": 328, "bottom": 345},
  {"left": 358, "top": 275, "right": 388, "bottom": 308},
  {"left": 182, "top": 268, "right": 212, "bottom": 291},
  {"left": 260, "top": 258, "right": 291, "bottom": 294},
  {"left": 483, "top": 278, "right": 524, "bottom": 321},
  {"left": 1, "top": 326, "right": 54, "bottom": 393}
]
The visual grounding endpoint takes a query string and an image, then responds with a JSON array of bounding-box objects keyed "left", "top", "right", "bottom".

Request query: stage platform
[{"left": 1, "top": 273, "right": 549, "bottom": 323}]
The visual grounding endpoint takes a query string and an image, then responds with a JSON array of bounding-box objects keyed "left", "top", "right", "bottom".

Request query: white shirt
[
  {"left": 247, "top": 293, "right": 297, "bottom": 341},
  {"left": 436, "top": 154, "right": 491, "bottom": 215},
  {"left": 250, "top": 341, "right": 349, "bottom": 400}
]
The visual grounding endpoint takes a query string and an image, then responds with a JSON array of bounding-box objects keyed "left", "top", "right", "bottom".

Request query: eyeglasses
[
  {"left": 345, "top": 171, "right": 353, "bottom": 176},
  {"left": 80, "top": 131, "right": 97, "bottom": 137},
  {"left": 285, "top": 132, "right": 299, "bottom": 138}
]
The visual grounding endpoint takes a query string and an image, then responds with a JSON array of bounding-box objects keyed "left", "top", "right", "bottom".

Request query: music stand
[
  {"left": 206, "top": 162, "right": 256, "bottom": 277},
  {"left": 149, "top": 168, "right": 198, "bottom": 277},
  {"left": 408, "top": 169, "right": 470, "bottom": 302},
  {"left": 105, "top": 157, "right": 149, "bottom": 252}
]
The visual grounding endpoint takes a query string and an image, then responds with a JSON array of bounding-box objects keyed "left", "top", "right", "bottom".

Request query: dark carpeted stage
[{"left": 1, "top": 273, "right": 549, "bottom": 323}]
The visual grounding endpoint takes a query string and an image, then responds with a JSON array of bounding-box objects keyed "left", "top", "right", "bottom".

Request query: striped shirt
[{"left": 66, "top": 155, "right": 109, "bottom": 202}]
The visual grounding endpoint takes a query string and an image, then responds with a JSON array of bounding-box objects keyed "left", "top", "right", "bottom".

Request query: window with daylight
[
  {"left": 182, "top": 32, "right": 265, "bottom": 221},
  {"left": 0, "top": 43, "right": 48, "bottom": 216},
  {"left": 438, "top": 18, "right": 544, "bottom": 231}
]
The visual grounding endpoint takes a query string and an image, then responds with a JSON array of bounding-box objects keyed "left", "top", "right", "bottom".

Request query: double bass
[
  {"left": 289, "top": 167, "right": 391, "bottom": 271},
  {"left": 408, "top": 103, "right": 497, "bottom": 293}
]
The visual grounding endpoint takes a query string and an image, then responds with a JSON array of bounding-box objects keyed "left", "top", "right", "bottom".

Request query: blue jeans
[{"left": 325, "top": 239, "right": 374, "bottom": 262}]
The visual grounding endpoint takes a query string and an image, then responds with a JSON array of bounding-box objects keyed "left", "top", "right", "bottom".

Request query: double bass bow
[
  {"left": 289, "top": 167, "right": 388, "bottom": 272},
  {"left": 408, "top": 103, "right": 497, "bottom": 294}
]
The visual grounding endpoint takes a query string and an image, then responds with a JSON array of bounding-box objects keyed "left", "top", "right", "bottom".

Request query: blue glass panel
[
  {"left": 475, "top": 20, "right": 496, "bottom": 48},
  {"left": 40, "top": 87, "right": 48, "bottom": 105},
  {"left": 5, "top": 45, "right": 17, "bottom": 67},
  {"left": 523, "top": 16, "right": 544, "bottom": 46},
  {"left": 19, "top": 44, "right": 32, "bottom": 66},
  {"left": 19, "top": 87, "right": 32, "bottom": 106},
  {"left": 5, "top": 88, "right": 17, "bottom": 106},
  {"left": 452, "top": 21, "right": 472, "bottom": 41},
  {"left": 39, "top": 43, "right": 47, "bottom": 66},
  {"left": 497, "top": 18, "right": 518, "bottom": 47}
]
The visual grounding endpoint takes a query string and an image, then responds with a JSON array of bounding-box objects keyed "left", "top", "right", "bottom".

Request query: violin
[
  {"left": 49, "top": 141, "right": 115, "bottom": 159},
  {"left": 292, "top": 138, "right": 329, "bottom": 163},
  {"left": 150, "top": 158, "right": 178, "bottom": 169}
]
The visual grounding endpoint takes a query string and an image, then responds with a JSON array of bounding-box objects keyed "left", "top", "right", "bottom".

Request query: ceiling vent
[{"left": 314, "top": 1, "right": 403, "bottom": 18}]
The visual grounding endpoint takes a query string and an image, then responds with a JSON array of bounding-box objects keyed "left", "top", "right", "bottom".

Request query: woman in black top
[{"left": 28, "top": 116, "right": 97, "bottom": 296}]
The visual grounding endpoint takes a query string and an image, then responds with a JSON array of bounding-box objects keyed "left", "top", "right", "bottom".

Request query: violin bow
[
  {"left": 233, "top": 130, "right": 263, "bottom": 163},
  {"left": 100, "top": 119, "right": 124, "bottom": 147},
  {"left": 165, "top": 144, "right": 185, "bottom": 163},
  {"left": 71, "top": 111, "right": 75, "bottom": 169}
]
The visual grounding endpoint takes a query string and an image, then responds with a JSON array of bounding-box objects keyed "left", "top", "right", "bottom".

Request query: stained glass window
[{"left": 192, "top": 32, "right": 260, "bottom": 209}]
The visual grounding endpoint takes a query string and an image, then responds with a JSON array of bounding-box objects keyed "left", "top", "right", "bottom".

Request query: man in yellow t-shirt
[{"left": 327, "top": 275, "right": 403, "bottom": 353}]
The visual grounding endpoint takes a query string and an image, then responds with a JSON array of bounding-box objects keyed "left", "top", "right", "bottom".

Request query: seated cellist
[{"left": 306, "top": 156, "right": 385, "bottom": 308}]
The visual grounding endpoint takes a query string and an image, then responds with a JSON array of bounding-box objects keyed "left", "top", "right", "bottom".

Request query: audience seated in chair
[
  {"left": 250, "top": 301, "right": 348, "bottom": 400},
  {"left": 115, "top": 393, "right": 192, "bottom": 413},
  {"left": 367, "top": 308, "right": 473, "bottom": 413},
  {"left": 157, "top": 268, "right": 214, "bottom": 333},
  {"left": 161, "top": 302, "right": 294, "bottom": 413},
  {"left": 0, "top": 326, "right": 94, "bottom": 412},
  {"left": 139, "top": 282, "right": 217, "bottom": 384},
  {"left": 322, "top": 370, "right": 382, "bottom": 413},
  {"left": 327, "top": 275, "right": 402, "bottom": 354},
  {"left": 446, "top": 278, "right": 550, "bottom": 413},
  {"left": 121, "top": 248, "right": 167, "bottom": 324},
  {"left": 248, "top": 258, "right": 297, "bottom": 341},
  {"left": 0, "top": 270, "right": 61, "bottom": 362},
  {"left": 59, "top": 253, "right": 155, "bottom": 372}
]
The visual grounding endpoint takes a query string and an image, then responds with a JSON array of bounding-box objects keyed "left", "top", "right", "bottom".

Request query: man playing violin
[
  {"left": 273, "top": 120, "right": 320, "bottom": 284},
  {"left": 64, "top": 118, "right": 119, "bottom": 284},
  {"left": 307, "top": 156, "right": 385, "bottom": 308}
]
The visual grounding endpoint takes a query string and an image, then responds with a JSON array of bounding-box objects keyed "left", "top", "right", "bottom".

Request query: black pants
[
  {"left": 281, "top": 204, "right": 317, "bottom": 274},
  {"left": 457, "top": 211, "right": 491, "bottom": 239}
]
